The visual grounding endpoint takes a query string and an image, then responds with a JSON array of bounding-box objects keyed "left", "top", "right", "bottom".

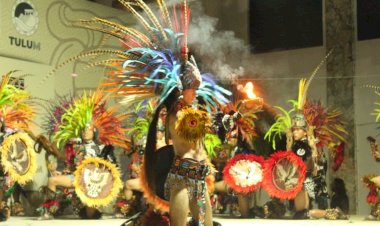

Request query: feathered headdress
[
  {"left": 204, "top": 133, "right": 222, "bottom": 159},
  {"left": 291, "top": 52, "right": 332, "bottom": 129},
  {"left": 128, "top": 99, "right": 157, "bottom": 146},
  {"left": 265, "top": 52, "right": 347, "bottom": 170},
  {"left": 0, "top": 71, "right": 34, "bottom": 130},
  {"left": 42, "top": 95, "right": 74, "bottom": 137},
  {"left": 302, "top": 100, "right": 347, "bottom": 149},
  {"left": 48, "top": 0, "right": 231, "bottom": 110},
  {"left": 226, "top": 100, "right": 258, "bottom": 142},
  {"left": 265, "top": 52, "right": 330, "bottom": 147},
  {"left": 53, "top": 90, "right": 129, "bottom": 149}
]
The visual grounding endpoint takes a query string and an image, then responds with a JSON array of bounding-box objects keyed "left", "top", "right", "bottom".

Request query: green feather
[
  {"left": 204, "top": 133, "right": 222, "bottom": 159},
  {"left": 264, "top": 100, "right": 295, "bottom": 149}
]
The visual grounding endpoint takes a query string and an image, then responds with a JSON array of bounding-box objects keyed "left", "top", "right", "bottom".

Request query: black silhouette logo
[{"left": 12, "top": 0, "right": 39, "bottom": 36}]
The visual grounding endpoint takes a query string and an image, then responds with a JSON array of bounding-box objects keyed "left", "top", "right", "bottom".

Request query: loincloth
[{"left": 165, "top": 156, "right": 210, "bottom": 226}]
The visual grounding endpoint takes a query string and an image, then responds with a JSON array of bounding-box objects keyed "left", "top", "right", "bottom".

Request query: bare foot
[{"left": 38, "top": 213, "right": 54, "bottom": 220}]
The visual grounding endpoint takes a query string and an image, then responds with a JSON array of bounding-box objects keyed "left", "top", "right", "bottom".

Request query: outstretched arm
[{"left": 26, "top": 129, "right": 64, "bottom": 159}]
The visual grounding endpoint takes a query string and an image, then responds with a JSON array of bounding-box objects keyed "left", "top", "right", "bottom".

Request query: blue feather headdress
[{"left": 71, "top": 0, "right": 231, "bottom": 110}]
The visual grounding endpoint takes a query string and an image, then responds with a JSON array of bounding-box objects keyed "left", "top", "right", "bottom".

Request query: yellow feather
[
  {"left": 136, "top": 0, "right": 168, "bottom": 40},
  {"left": 157, "top": 0, "right": 173, "bottom": 29},
  {"left": 298, "top": 78, "right": 306, "bottom": 110},
  {"left": 297, "top": 50, "right": 332, "bottom": 110},
  {"left": 118, "top": 0, "right": 156, "bottom": 39}
]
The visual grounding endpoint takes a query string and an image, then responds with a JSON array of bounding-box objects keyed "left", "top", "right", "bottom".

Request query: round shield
[
  {"left": 223, "top": 154, "right": 265, "bottom": 194},
  {"left": 262, "top": 151, "right": 306, "bottom": 200},
  {"left": 0, "top": 132, "right": 36, "bottom": 185},
  {"left": 73, "top": 157, "right": 122, "bottom": 207}
]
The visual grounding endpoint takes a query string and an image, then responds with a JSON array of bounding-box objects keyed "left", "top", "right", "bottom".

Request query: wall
[
  {"left": 0, "top": 0, "right": 132, "bottom": 97},
  {"left": 0, "top": 0, "right": 133, "bottom": 133},
  {"left": 355, "top": 38, "right": 380, "bottom": 214}
]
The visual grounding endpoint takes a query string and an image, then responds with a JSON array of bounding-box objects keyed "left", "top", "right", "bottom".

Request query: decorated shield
[
  {"left": 1, "top": 132, "right": 36, "bottom": 185},
  {"left": 223, "top": 154, "right": 265, "bottom": 194},
  {"left": 262, "top": 151, "right": 306, "bottom": 200},
  {"left": 73, "top": 157, "right": 122, "bottom": 207}
]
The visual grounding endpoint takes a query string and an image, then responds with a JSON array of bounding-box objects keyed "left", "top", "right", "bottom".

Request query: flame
[{"left": 243, "top": 82, "right": 256, "bottom": 99}]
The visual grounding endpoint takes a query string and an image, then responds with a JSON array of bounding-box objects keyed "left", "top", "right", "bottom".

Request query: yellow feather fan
[{"left": 175, "top": 107, "right": 211, "bottom": 143}]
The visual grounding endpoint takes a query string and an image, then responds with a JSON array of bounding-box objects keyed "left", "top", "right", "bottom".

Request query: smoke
[
  {"left": 186, "top": 1, "right": 268, "bottom": 84},
  {"left": 134, "top": 0, "right": 270, "bottom": 85}
]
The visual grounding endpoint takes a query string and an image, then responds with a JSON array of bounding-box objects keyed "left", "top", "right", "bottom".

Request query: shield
[
  {"left": 0, "top": 132, "right": 36, "bottom": 185},
  {"left": 73, "top": 157, "right": 122, "bottom": 207},
  {"left": 223, "top": 154, "right": 265, "bottom": 194},
  {"left": 262, "top": 151, "right": 306, "bottom": 200}
]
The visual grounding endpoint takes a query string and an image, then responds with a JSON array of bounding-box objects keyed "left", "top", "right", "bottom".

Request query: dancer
[
  {"left": 70, "top": 1, "right": 250, "bottom": 225},
  {"left": 37, "top": 90, "right": 128, "bottom": 220},
  {"left": 0, "top": 72, "right": 36, "bottom": 221},
  {"left": 265, "top": 60, "right": 348, "bottom": 220}
]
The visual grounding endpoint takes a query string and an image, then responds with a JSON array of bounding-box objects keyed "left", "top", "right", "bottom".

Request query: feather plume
[
  {"left": 297, "top": 50, "right": 332, "bottom": 111},
  {"left": 53, "top": 90, "right": 129, "bottom": 149},
  {"left": 118, "top": 0, "right": 156, "bottom": 39},
  {"left": 135, "top": 0, "right": 168, "bottom": 40},
  {"left": 0, "top": 71, "right": 35, "bottom": 130},
  {"left": 157, "top": 0, "right": 173, "bottom": 29},
  {"left": 204, "top": 133, "right": 221, "bottom": 159}
]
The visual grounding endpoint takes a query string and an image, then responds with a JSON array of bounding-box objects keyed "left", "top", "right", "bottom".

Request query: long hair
[
  {"left": 332, "top": 177, "right": 347, "bottom": 195},
  {"left": 144, "top": 88, "right": 180, "bottom": 194}
]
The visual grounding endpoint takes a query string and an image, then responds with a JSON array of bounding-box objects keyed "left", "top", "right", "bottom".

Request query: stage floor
[{"left": 0, "top": 215, "right": 378, "bottom": 226}]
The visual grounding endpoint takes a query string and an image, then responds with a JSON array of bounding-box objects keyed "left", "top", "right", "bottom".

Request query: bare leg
[
  {"left": 47, "top": 175, "right": 73, "bottom": 192},
  {"left": 169, "top": 181, "right": 189, "bottom": 226},
  {"left": 309, "top": 209, "right": 326, "bottom": 219},
  {"left": 237, "top": 193, "right": 250, "bottom": 217},
  {"left": 124, "top": 178, "right": 141, "bottom": 200},
  {"left": 189, "top": 191, "right": 213, "bottom": 226},
  {"left": 214, "top": 181, "right": 228, "bottom": 193},
  {"left": 214, "top": 181, "right": 252, "bottom": 217},
  {"left": 294, "top": 190, "right": 309, "bottom": 211}
]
